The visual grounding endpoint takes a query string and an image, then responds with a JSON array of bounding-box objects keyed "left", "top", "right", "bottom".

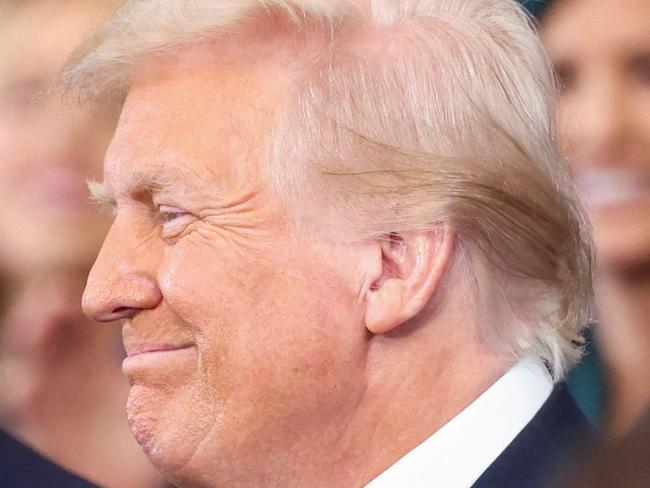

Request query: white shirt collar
[{"left": 365, "top": 355, "right": 553, "bottom": 488}]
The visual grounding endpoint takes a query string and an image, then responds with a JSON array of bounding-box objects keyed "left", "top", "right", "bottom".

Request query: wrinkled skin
[
  {"left": 83, "top": 35, "right": 508, "bottom": 487},
  {"left": 84, "top": 49, "right": 374, "bottom": 486}
]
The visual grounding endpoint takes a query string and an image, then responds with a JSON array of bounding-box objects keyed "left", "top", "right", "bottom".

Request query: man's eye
[{"left": 157, "top": 205, "right": 190, "bottom": 224}]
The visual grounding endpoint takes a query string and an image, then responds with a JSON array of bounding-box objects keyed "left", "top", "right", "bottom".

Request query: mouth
[
  {"left": 122, "top": 344, "right": 197, "bottom": 377},
  {"left": 575, "top": 169, "right": 650, "bottom": 211},
  {"left": 126, "top": 344, "right": 194, "bottom": 358}
]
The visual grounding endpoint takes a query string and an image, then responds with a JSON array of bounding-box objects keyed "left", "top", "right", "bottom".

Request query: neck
[
  {"left": 595, "top": 269, "right": 650, "bottom": 436},
  {"left": 348, "top": 337, "right": 508, "bottom": 486},
  {"left": 220, "top": 314, "right": 509, "bottom": 488}
]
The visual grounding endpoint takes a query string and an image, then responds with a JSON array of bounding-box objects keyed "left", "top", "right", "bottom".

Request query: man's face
[{"left": 83, "top": 47, "right": 370, "bottom": 484}]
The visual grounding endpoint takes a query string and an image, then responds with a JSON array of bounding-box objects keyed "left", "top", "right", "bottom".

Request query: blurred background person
[
  {"left": 536, "top": 0, "right": 650, "bottom": 437},
  {"left": 0, "top": 1, "right": 162, "bottom": 486}
]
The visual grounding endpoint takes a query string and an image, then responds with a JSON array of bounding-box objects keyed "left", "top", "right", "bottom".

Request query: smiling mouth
[{"left": 122, "top": 344, "right": 197, "bottom": 378}]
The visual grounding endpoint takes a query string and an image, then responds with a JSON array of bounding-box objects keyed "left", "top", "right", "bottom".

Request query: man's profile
[{"left": 66, "top": 1, "right": 594, "bottom": 486}]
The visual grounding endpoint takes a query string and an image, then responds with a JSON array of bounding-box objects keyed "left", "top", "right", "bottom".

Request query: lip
[
  {"left": 125, "top": 344, "right": 194, "bottom": 358},
  {"left": 122, "top": 345, "right": 197, "bottom": 377}
]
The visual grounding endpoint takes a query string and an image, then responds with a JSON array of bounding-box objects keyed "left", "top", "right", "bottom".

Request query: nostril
[
  {"left": 107, "top": 306, "right": 137, "bottom": 321},
  {"left": 93, "top": 306, "right": 137, "bottom": 322}
]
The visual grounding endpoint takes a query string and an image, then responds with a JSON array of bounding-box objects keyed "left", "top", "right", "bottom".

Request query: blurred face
[
  {"left": 82, "top": 47, "right": 370, "bottom": 485},
  {"left": 542, "top": 0, "right": 650, "bottom": 272},
  {"left": 0, "top": 4, "right": 113, "bottom": 273}
]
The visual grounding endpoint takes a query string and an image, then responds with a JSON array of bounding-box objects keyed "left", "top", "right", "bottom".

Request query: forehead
[
  {"left": 104, "top": 42, "right": 290, "bottom": 191},
  {"left": 542, "top": 0, "right": 650, "bottom": 57},
  {"left": 0, "top": 4, "right": 107, "bottom": 86}
]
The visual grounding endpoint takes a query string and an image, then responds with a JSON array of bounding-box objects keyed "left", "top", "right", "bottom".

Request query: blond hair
[{"left": 63, "top": 0, "right": 593, "bottom": 380}]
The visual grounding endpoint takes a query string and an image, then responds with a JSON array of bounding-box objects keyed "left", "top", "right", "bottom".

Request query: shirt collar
[{"left": 365, "top": 354, "right": 553, "bottom": 488}]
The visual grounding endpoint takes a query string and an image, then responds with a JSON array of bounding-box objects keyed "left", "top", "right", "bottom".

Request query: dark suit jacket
[
  {"left": 0, "top": 428, "right": 97, "bottom": 488},
  {"left": 472, "top": 384, "right": 597, "bottom": 488}
]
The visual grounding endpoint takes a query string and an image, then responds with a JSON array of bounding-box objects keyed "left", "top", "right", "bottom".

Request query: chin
[
  {"left": 126, "top": 383, "right": 213, "bottom": 484},
  {"left": 126, "top": 385, "right": 164, "bottom": 460}
]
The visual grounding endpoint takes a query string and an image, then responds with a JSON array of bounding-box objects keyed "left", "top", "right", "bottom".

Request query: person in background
[
  {"left": 539, "top": 0, "right": 650, "bottom": 437},
  {"left": 0, "top": 1, "right": 162, "bottom": 486}
]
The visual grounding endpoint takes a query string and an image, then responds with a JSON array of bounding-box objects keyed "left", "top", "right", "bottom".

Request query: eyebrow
[
  {"left": 87, "top": 178, "right": 114, "bottom": 208},
  {"left": 87, "top": 171, "right": 178, "bottom": 208}
]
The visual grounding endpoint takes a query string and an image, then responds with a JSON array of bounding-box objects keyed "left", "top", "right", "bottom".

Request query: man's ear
[{"left": 365, "top": 226, "right": 454, "bottom": 335}]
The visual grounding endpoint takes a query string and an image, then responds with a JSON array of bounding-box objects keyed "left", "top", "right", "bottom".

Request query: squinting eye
[{"left": 157, "top": 205, "right": 190, "bottom": 224}]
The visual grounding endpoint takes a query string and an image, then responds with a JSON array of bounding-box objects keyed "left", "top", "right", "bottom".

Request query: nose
[{"left": 83, "top": 218, "right": 162, "bottom": 322}]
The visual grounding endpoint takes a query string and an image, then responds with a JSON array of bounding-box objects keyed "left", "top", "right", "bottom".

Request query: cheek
[
  {"left": 156, "top": 239, "right": 294, "bottom": 394},
  {"left": 149, "top": 237, "right": 370, "bottom": 475},
  {"left": 157, "top": 237, "right": 367, "bottom": 404},
  {"left": 158, "top": 239, "right": 271, "bottom": 339}
]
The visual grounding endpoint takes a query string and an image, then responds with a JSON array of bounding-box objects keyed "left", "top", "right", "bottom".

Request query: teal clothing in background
[
  {"left": 519, "top": 0, "right": 552, "bottom": 18},
  {"left": 566, "top": 328, "right": 606, "bottom": 426}
]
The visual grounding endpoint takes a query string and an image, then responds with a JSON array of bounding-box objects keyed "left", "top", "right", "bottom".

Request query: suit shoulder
[{"left": 472, "top": 384, "right": 598, "bottom": 488}]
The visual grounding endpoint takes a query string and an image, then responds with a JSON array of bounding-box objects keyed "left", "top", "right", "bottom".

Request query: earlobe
[
  {"left": 365, "top": 279, "right": 405, "bottom": 334},
  {"left": 365, "top": 226, "right": 454, "bottom": 335}
]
